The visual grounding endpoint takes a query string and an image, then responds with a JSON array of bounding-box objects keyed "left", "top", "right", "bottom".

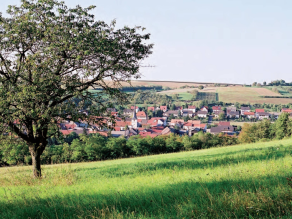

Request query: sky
[{"left": 1, "top": 0, "right": 292, "bottom": 84}]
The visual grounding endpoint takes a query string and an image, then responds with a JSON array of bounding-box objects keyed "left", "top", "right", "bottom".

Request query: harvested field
[
  {"left": 254, "top": 87, "right": 282, "bottom": 96},
  {"left": 201, "top": 87, "right": 217, "bottom": 92},
  {"left": 217, "top": 87, "right": 291, "bottom": 104},
  {"left": 158, "top": 87, "right": 217, "bottom": 94}
]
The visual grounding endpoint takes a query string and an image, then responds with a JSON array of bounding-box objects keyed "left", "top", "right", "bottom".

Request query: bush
[{"left": 0, "top": 132, "right": 242, "bottom": 167}]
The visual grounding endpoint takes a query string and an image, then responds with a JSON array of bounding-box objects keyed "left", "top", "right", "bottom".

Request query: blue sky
[{"left": 2, "top": 0, "right": 292, "bottom": 84}]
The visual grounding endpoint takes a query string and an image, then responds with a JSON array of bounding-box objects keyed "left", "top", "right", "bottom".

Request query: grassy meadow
[{"left": 1, "top": 139, "right": 292, "bottom": 218}]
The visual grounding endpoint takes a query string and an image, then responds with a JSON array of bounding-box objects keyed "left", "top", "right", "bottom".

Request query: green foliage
[
  {"left": 218, "top": 112, "right": 225, "bottom": 120},
  {"left": 0, "top": 137, "right": 30, "bottom": 165},
  {"left": 239, "top": 113, "right": 292, "bottom": 143},
  {"left": 0, "top": 0, "right": 153, "bottom": 176},
  {"left": 274, "top": 112, "right": 292, "bottom": 139},
  {"left": 132, "top": 90, "right": 171, "bottom": 105},
  {"left": 189, "top": 89, "right": 198, "bottom": 100},
  {"left": 64, "top": 132, "right": 79, "bottom": 144},
  {"left": 0, "top": 132, "right": 239, "bottom": 166}
]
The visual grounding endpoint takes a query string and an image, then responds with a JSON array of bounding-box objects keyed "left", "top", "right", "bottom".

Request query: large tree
[{"left": 0, "top": 0, "right": 153, "bottom": 177}]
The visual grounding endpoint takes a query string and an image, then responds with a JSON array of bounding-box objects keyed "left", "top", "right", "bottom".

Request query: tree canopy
[{"left": 0, "top": 0, "right": 153, "bottom": 177}]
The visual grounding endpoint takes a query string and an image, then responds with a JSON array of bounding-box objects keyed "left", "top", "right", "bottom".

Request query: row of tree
[
  {"left": 131, "top": 90, "right": 172, "bottom": 105},
  {"left": 0, "top": 132, "right": 238, "bottom": 166},
  {"left": 252, "top": 79, "right": 292, "bottom": 87}
]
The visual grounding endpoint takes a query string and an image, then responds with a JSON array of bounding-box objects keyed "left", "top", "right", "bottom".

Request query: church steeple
[
  {"left": 131, "top": 104, "right": 138, "bottom": 129},
  {"left": 132, "top": 105, "right": 137, "bottom": 120}
]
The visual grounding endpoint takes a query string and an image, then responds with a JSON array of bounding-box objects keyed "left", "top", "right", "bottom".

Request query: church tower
[{"left": 131, "top": 105, "right": 138, "bottom": 129}]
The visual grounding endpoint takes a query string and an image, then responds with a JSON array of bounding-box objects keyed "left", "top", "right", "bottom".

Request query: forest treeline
[{"left": 0, "top": 132, "right": 238, "bottom": 166}]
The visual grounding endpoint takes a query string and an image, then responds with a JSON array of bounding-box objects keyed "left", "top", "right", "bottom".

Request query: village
[{"left": 58, "top": 104, "right": 292, "bottom": 138}]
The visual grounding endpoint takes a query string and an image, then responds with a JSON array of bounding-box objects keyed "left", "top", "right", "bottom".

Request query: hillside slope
[{"left": 1, "top": 139, "right": 292, "bottom": 218}]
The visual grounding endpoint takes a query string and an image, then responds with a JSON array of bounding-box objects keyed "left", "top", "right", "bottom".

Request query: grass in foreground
[{"left": 1, "top": 139, "right": 292, "bottom": 218}]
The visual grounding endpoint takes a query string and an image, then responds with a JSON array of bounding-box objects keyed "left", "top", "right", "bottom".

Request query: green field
[
  {"left": 1, "top": 139, "right": 292, "bottom": 218},
  {"left": 178, "top": 92, "right": 193, "bottom": 101}
]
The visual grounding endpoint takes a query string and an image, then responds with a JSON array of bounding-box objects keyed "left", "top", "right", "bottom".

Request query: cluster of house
[
  {"left": 233, "top": 107, "right": 292, "bottom": 120},
  {"left": 58, "top": 105, "right": 208, "bottom": 138},
  {"left": 57, "top": 105, "right": 292, "bottom": 139},
  {"left": 211, "top": 106, "right": 292, "bottom": 120}
]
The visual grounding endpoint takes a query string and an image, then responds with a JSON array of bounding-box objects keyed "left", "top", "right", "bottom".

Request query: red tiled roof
[
  {"left": 147, "top": 117, "right": 165, "bottom": 126},
  {"left": 212, "top": 106, "right": 221, "bottom": 110},
  {"left": 113, "top": 127, "right": 121, "bottom": 131},
  {"left": 244, "top": 112, "right": 255, "bottom": 115},
  {"left": 64, "top": 124, "right": 77, "bottom": 129},
  {"left": 150, "top": 126, "right": 164, "bottom": 133},
  {"left": 60, "top": 130, "right": 74, "bottom": 135},
  {"left": 148, "top": 133, "right": 159, "bottom": 138},
  {"left": 137, "top": 111, "right": 146, "bottom": 117},
  {"left": 282, "top": 108, "right": 292, "bottom": 113},
  {"left": 171, "top": 119, "right": 184, "bottom": 124},
  {"left": 131, "top": 106, "right": 139, "bottom": 110},
  {"left": 218, "top": 121, "right": 230, "bottom": 126},
  {"left": 111, "top": 112, "right": 118, "bottom": 116},
  {"left": 187, "top": 120, "right": 201, "bottom": 125},
  {"left": 183, "top": 122, "right": 206, "bottom": 129},
  {"left": 255, "top": 109, "right": 265, "bottom": 113},
  {"left": 148, "top": 107, "right": 155, "bottom": 111},
  {"left": 139, "top": 131, "right": 152, "bottom": 136},
  {"left": 160, "top": 106, "right": 167, "bottom": 110},
  {"left": 188, "top": 106, "right": 196, "bottom": 109},
  {"left": 115, "top": 121, "right": 131, "bottom": 127}
]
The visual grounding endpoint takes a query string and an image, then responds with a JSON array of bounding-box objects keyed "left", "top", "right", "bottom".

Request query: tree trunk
[{"left": 31, "top": 152, "right": 42, "bottom": 178}]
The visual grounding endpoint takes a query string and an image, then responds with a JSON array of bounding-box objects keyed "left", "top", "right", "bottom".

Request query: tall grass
[{"left": 1, "top": 139, "right": 292, "bottom": 218}]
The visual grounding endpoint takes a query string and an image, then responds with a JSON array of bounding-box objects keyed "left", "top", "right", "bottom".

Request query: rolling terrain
[
  {"left": 96, "top": 80, "right": 292, "bottom": 104},
  {"left": 131, "top": 80, "right": 292, "bottom": 104},
  {"left": 1, "top": 139, "right": 292, "bottom": 218}
]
